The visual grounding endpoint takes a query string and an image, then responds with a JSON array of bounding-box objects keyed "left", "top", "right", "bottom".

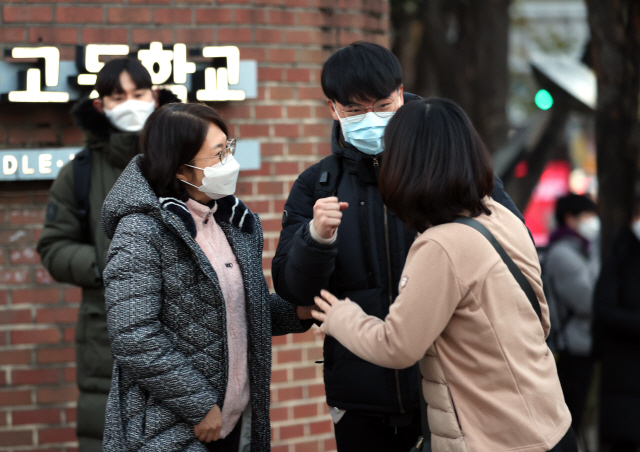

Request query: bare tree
[
  {"left": 391, "top": 0, "right": 512, "bottom": 154},
  {"left": 584, "top": 0, "right": 640, "bottom": 256}
]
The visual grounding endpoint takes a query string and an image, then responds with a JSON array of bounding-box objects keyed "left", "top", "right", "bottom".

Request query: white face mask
[
  {"left": 577, "top": 216, "right": 600, "bottom": 242},
  {"left": 181, "top": 155, "right": 240, "bottom": 200},
  {"left": 632, "top": 220, "right": 640, "bottom": 241},
  {"left": 104, "top": 99, "right": 155, "bottom": 132}
]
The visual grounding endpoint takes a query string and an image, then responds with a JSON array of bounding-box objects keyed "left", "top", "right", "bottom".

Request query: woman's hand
[
  {"left": 194, "top": 404, "right": 222, "bottom": 443},
  {"left": 312, "top": 290, "right": 348, "bottom": 323},
  {"left": 296, "top": 305, "right": 316, "bottom": 320}
]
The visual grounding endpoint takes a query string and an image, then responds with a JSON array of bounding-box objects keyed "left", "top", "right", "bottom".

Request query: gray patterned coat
[{"left": 101, "top": 156, "right": 310, "bottom": 451}]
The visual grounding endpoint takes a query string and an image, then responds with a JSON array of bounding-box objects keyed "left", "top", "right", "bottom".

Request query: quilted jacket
[{"left": 101, "top": 155, "right": 310, "bottom": 451}]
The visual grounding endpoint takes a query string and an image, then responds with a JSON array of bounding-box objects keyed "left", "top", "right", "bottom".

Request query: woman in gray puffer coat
[{"left": 101, "top": 103, "right": 313, "bottom": 452}]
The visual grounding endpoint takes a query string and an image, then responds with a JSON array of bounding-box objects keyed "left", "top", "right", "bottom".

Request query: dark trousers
[
  {"left": 601, "top": 441, "right": 640, "bottom": 452},
  {"left": 548, "top": 427, "right": 579, "bottom": 452},
  {"left": 205, "top": 417, "right": 242, "bottom": 452},
  {"left": 556, "top": 352, "right": 594, "bottom": 434},
  {"left": 334, "top": 411, "right": 422, "bottom": 452}
]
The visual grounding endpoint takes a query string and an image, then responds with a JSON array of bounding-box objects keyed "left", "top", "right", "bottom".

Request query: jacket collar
[{"left": 159, "top": 195, "right": 256, "bottom": 239}]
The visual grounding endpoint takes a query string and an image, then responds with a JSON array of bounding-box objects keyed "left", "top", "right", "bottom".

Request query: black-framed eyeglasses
[
  {"left": 192, "top": 139, "right": 236, "bottom": 165},
  {"left": 333, "top": 91, "right": 401, "bottom": 123}
]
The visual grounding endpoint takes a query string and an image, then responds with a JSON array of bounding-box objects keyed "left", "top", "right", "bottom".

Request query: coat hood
[
  {"left": 71, "top": 88, "right": 181, "bottom": 143},
  {"left": 102, "top": 155, "right": 255, "bottom": 241}
]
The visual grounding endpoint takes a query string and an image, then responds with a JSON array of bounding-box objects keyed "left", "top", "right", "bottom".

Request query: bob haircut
[
  {"left": 139, "top": 103, "right": 228, "bottom": 201},
  {"left": 379, "top": 97, "right": 494, "bottom": 232},
  {"left": 321, "top": 41, "right": 402, "bottom": 106},
  {"left": 95, "top": 58, "right": 153, "bottom": 98}
]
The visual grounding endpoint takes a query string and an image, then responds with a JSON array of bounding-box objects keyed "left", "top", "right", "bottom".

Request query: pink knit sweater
[{"left": 186, "top": 199, "right": 250, "bottom": 439}]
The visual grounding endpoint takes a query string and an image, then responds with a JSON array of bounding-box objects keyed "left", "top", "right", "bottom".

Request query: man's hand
[
  {"left": 194, "top": 404, "right": 222, "bottom": 443},
  {"left": 312, "top": 197, "right": 349, "bottom": 240}
]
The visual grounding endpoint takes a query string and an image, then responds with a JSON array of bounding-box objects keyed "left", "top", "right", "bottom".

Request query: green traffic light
[{"left": 535, "top": 89, "right": 554, "bottom": 110}]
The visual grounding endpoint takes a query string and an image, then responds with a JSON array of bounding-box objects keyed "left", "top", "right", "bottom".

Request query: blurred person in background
[
  {"left": 544, "top": 193, "right": 600, "bottom": 443},
  {"left": 592, "top": 195, "right": 640, "bottom": 452},
  {"left": 36, "top": 58, "right": 179, "bottom": 451}
]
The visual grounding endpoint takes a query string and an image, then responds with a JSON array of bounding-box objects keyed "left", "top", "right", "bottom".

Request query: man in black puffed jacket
[{"left": 272, "top": 41, "right": 524, "bottom": 452}]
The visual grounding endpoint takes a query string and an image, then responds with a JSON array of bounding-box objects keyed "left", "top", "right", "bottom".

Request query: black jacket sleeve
[
  {"left": 491, "top": 174, "right": 525, "bottom": 223},
  {"left": 272, "top": 165, "right": 339, "bottom": 306}
]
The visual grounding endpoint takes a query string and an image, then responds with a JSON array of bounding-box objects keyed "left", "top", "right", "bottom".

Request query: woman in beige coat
[{"left": 312, "top": 98, "right": 577, "bottom": 452}]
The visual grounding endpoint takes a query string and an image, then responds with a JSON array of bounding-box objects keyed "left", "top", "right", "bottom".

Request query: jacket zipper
[{"left": 384, "top": 204, "right": 406, "bottom": 414}]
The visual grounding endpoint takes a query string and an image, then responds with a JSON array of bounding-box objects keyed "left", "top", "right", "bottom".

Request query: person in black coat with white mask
[{"left": 593, "top": 196, "right": 640, "bottom": 452}]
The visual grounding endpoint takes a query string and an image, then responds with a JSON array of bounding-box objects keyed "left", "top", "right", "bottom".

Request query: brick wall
[{"left": 0, "top": 1, "right": 390, "bottom": 451}]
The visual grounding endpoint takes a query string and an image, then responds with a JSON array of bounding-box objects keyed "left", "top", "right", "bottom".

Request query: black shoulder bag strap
[
  {"left": 314, "top": 154, "right": 343, "bottom": 200},
  {"left": 73, "top": 147, "right": 92, "bottom": 243},
  {"left": 453, "top": 216, "right": 542, "bottom": 321}
]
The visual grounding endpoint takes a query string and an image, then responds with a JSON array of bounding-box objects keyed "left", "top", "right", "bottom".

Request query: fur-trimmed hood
[{"left": 71, "top": 88, "right": 181, "bottom": 143}]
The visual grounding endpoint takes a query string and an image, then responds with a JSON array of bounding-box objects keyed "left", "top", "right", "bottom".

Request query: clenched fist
[{"left": 312, "top": 197, "right": 349, "bottom": 240}]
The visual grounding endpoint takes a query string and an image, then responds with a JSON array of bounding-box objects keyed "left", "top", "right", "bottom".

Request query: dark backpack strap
[
  {"left": 314, "top": 154, "right": 343, "bottom": 200},
  {"left": 73, "top": 147, "right": 92, "bottom": 242},
  {"left": 453, "top": 217, "right": 542, "bottom": 322}
]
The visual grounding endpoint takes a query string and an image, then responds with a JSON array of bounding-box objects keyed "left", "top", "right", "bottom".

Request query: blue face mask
[{"left": 338, "top": 112, "right": 395, "bottom": 156}]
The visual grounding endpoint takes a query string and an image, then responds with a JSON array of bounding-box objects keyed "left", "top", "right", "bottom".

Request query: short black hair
[
  {"left": 321, "top": 41, "right": 402, "bottom": 105},
  {"left": 554, "top": 193, "right": 597, "bottom": 226},
  {"left": 95, "top": 58, "right": 153, "bottom": 98},
  {"left": 379, "top": 98, "right": 494, "bottom": 232},
  {"left": 139, "top": 103, "right": 228, "bottom": 201}
]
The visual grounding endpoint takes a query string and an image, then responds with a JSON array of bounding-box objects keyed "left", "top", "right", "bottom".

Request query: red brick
[
  {"left": 272, "top": 335, "right": 288, "bottom": 346},
  {"left": 12, "top": 408, "right": 61, "bottom": 425},
  {"left": 0, "top": 268, "right": 30, "bottom": 285},
  {"left": 236, "top": 46, "right": 266, "bottom": 62},
  {"left": 56, "top": 6, "right": 102, "bottom": 23},
  {"left": 286, "top": 68, "right": 311, "bottom": 83},
  {"left": 324, "top": 437, "right": 337, "bottom": 451},
  {"left": 217, "top": 27, "right": 252, "bottom": 44},
  {"left": 239, "top": 124, "right": 269, "bottom": 138},
  {"left": 0, "top": 229, "right": 32, "bottom": 246},
  {"left": 108, "top": 7, "right": 151, "bottom": 24},
  {"left": 36, "top": 347, "right": 75, "bottom": 364},
  {"left": 11, "top": 329, "right": 61, "bottom": 345},
  {"left": 293, "top": 403, "right": 318, "bottom": 418},
  {"left": 36, "top": 385, "right": 78, "bottom": 404},
  {"left": 132, "top": 28, "right": 173, "bottom": 44},
  {"left": 293, "top": 366, "right": 317, "bottom": 381},
  {"left": 4, "top": 6, "right": 53, "bottom": 23},
  {"left": 0, "top": 412, "right": 5, "bottom": 427},
  {"left": 0, "top": 430, "right": 33, "bottom": 446},
  {"left": 36, "top": 307, "right": 78, "bottom": 324},
  {"left": 194, "top": 8, "right": 232, "bottom": 24},
  {"left": 279, "top": 424, "right": 305, "bottom": 440},
  {"left": 9, "top": 208, "right": 45, "bottom": 225},
  {"left": 287, "top": 106, "right": 312, "bottom": 119},
  {"left": 64, "top": 287, "right": 82, "bottom": 303},
  {"left": 255, "top": 28, "right": 282, "bottom": 44},
  {"left": 0, "top": 27, "right": 27, "bottom": 42},
  {"left": 289, "top": 143, "right": 314, "bottom": 155},
  {"left": 278, "top": 386, "right": 303, "bottom": 402},
  {"left": 10, "top": 247, "right": 40, "bottom": 265},
  {"left": 35, "top": 268, "right": 55, "bottom": 284},
  {"left": 268, "top": 48, "right": 296, "bottom": 64},
  {"left": 234, "top": 8, "right": 266, "bottom": 24},
  {"left": 39, "top": 427, "right": 76, "bottom": 444},
  {"left": 219, "top": 104, "right": 251, "bottom": 120},
  {"left": 0, "top": 350, "right": 31, "bottom": 365},
  {"left": 261, "top": 142, "right": 284, "bottom": 157},
  {"left": 64, "top": 367, "right": 76, "bottom": 383},
  {"left": 271, "top": 368, "right": 288, "bottom": 383},
  {"left": 154, "top": 8, "right": 191, "bottom": 24},
  {"left": 295, "top": 441, "right": 320, "bottom": 452},
  {"left": 298, "top": 11, "right": 322, "bottom": 26},
  {"left": 308, "top": 383, "right": 325, "bottom": 398},
  {"left": 307, "top": 346, "right": 323, "bottom": 361},
  {"left": 275, "top": 124, "right": 299, "bottom": 138},
  {"left": 258, "top": 67, "right": 283, "bottom": 82},
  {"left": 63, "top": 327, "right": 75, "bottom": 342},
  {"left": 0, "top": 309, "right": 31, "bottom": 325},
  {"left": 28, "top": 27, "right": 78, "bottom": 45},
  {"left": 82, "top": 27, "right": 128, "bottom": 44},
  {"left": 268, "top": 10, "right": 295, "bottom": 25},
  {"left": 269, "top": 86, "right": 296, "bottom": 101},
  {"left": 0, "top": 389, "right": 31, "bottom": 406},
  {"left": 310, "top": 419, "right": 333, "bottom": 434},
  {"left": 129, "top": 0, "right": 171, "bottom": 3},
  {"left": 299, "top": 87, "right": 325, "bottom": 101},
  {"left": 12, "top": 288, "right": 60, "bottom": 304},
  {"left": 303, "top": 123, "right": 331, "bottom": 137},
  {"left": 258, "top": 181, "right": 284, "bottom": 195},
  {"left": 8, "top": 127, "right": 58, "bottom": 146},
  {"left": 296, "top": 48, "right": 326, "bottom": 65},
  {"left": 12, "top": 368, "right": 61, "bottom": 385},
  {"left": 175, "top": 28, "right": 214, "bottom": 44},
  {"left": 270, "top": 406, "right": 288, "bottom": 422}
]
